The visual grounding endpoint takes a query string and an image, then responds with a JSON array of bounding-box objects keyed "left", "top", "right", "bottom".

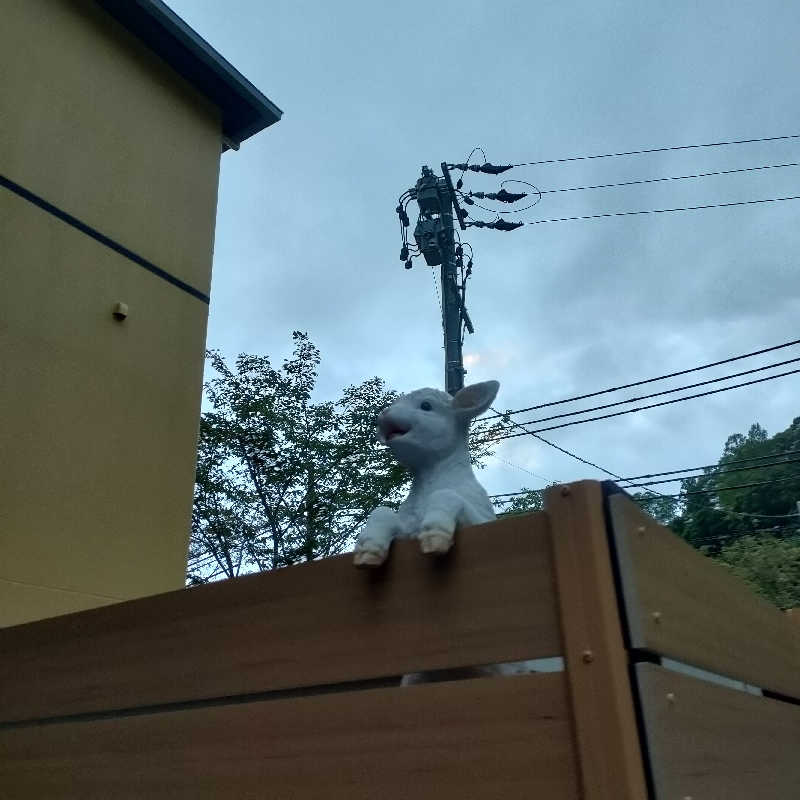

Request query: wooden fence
[{"left": 1, "top": 480, "right": 798, "bottom": 798}]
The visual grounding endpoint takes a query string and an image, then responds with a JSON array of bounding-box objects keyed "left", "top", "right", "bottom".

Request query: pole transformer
[{"left": 407, "top": 164, "right": 470, "bottom": 396}]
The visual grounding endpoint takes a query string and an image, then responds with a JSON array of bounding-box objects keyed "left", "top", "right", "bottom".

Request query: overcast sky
[{"left": 171, "top": 0, "right": 799, "bottom": 500}]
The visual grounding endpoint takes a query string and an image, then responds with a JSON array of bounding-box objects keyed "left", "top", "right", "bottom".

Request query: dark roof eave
[{"left": 95, "top": 0, "right": 283, "bottom": 148}]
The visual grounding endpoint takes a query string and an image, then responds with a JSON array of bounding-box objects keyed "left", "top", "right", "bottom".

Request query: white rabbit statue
[{"left": 353, "top": 380, "right": 499, "bottom": 567}]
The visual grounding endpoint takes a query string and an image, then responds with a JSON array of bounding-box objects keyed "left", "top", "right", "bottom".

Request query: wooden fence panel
[
  {"left": 635, "top": 663, "right": 800, "bottom": 800},
  {"left": 0, "top": 514, "right": 562, "bottom": 723},
  {"left": 608, "top": 493, "right": 800, "bottom": 698},
  {"left": 0, "top": 673, "right": 580, "bottom": 800}
]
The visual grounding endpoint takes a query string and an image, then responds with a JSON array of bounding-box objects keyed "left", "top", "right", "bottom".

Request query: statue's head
[{"left": 376, "top": 380, "right": 499, "bottom": 469}]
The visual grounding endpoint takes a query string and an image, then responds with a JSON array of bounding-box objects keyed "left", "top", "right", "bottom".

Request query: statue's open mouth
[{"left": 384, "top": 423, "right": 409, "bottom": 441}]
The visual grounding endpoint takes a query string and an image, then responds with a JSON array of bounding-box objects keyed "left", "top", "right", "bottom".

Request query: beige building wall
[{"left": 1, "top": 0, "right": 224, "bottom": 625}]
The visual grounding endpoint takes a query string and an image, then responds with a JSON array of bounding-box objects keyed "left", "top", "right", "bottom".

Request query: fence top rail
[{"left": 0, "top": 513, "right": 562, "bottom": 724}]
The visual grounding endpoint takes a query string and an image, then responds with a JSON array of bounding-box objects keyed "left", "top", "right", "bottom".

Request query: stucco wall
[{"left": 1, "top": 0, "right": 223, "bottom": 625}]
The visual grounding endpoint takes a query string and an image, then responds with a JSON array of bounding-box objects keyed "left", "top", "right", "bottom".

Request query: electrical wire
[
  {"left": 692, "top": 529, "right": 799, "bottom": 545},
  {"left": 431, "top": 265, "right": 442, "bottom": 318},
  {"left": 510, "top": 358, "right": 800, "bottom": 427},
  {"left": 617, "top": 449, "right": 800, "bottom": 483},
  {"left": 617, "top": 457, "right": 800, "bottom": 488},
  {"left": 507, "top": 133, "right": 800, "bottom": 168},
  {"left": 722, "top": 508, "right": 800, "bottom": 520},
  {"left": 489, "top": 368, "right": 800, "bottom": 442},
  {"left": 460, "top": 180, "right": 543, "bottom": 215},
  {"left": 485, "top": 406, "right": 665, "bottom": 498},
  {"left": 635, "top": 473, "right": 800, "bottom": 500},
  {"left": 523, "top": 194, "right": 800, "bottom": 226},
  {"left": 493, "top": 472, "right": 800, "bottom": 501},
  {"left": 488, "top": 452, "right": 800, "bottom": 498},
  {"left": 488, "top": 454, "right": 557, "bottom": 485},
  {"left": 458, "top": 146, "right": 487, "bottom": 184},
  {"left": 534, "top": 161, "right": 800, "bottom": 195},
  {"left": 484, "top": 338, "right": 800, "bottom": 420},
  {"left": 490, "top": 489, "right": 543, "bottom": 499}
]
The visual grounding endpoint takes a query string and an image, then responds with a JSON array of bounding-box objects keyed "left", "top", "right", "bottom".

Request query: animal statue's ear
[{"left": 452, "top": 380, "right": 499, "bottom": 420}]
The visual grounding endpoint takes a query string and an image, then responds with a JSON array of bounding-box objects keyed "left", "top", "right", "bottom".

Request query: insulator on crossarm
[
  {"left": 400, "top": 246, "right": 409, "bottom": 261},
  {"left": 490, "top": 219, "right": 524, "bottom": 231},
  {"left": 494, "top": 189, "right": 527, "bottom": 203},
  {"left": 462, "top": 195, "right": 474, "bottom": 205},
  {"left": 467, "top": 163, "right": 513, "bottom": 175},
  {"left": 404, "top": 258, "right": 413, "bottom": 270},
  {"left": 466, "top": 219, "right": 522, "bottom": 231},
  {"left": 469, "top": 190, "right": 526, "bottom": 202}
]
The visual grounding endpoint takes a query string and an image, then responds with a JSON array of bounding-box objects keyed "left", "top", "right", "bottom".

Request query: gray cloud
[{"left": 174, "top": 0, "right": 800, "bottom": 498}]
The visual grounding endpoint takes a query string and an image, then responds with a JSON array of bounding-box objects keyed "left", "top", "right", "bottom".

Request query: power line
[
  {"left": 491, "top": 489, "right": 543, "bottom": 499},
  {"left": 722, "top": 508, "right": 800, "bottom": 520},
  {"left": 430, "top": 264, "right": 442, "bottom": 315},
  {"left": 484, "top": 338, "right": 800, "bottom": 420},
  {"left": 488, "top": 453, "right": 557, "bottom": 485},
  {"left": 536, "top": 162, "right": 800, "bottom": 196},
  {"left": 522, "top": 194, "right": 800, "bottom": 226},
  {"left": 618, "top": 457, "right": 800, "bottom": 488},
  {"left": 636, "top": 474, "right": 800, "bottom": 500},
  {"left": 486, "top": 406, "right": 665, "bottom": 498},
  {"left": 692, "top": 527, "right": 800, "bottom": 544},
  {"left": 507, "top": 133, "right": 800, "bottom": 168},
  {"left": 618, "top": 449, "right": 800, "bottom": 483},
  {"left": 490, "top": 473, "right": 800, "bottom": 502},
  {"left": 512, "top": 358, "right": 800, "bottom": 428},
  {"left": 488, "top": 451, "right": 800, "bottom": 497},
  {"left": 489, "top": 368, "right": 800, "bottom": 442}
]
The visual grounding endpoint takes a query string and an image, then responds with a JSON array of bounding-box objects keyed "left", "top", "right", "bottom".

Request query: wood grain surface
[
  {"left": 544, "top": 482, "right": 648, "bottom": 800},
  {"left": 636, "top": 663, "right": 800, "bottom": 800},
  {"left": 609, "top": 493, "right": 800, "bottom": 698},
  {"left": 0, "top": 672, "right": 580, "bottom": 800},
  {"left": 0, "top": 514, "right": 562, "bottom": 723}
]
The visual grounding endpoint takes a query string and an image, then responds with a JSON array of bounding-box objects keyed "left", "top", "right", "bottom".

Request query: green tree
[
  {"left": 630, "top": 491, "right": 679, "bottom": 526},
  {"left": 669, "top": 418, "right": 800, "bottom": 554},
  {"left": 716, "top": 534, "right": 800, "bottom": 609},
  {"left": 649, "top": 416, "right": 800, "bottom": 608},
  {"left": 189, "top": 332, "right": 503, "bottom": 583},
  {"left": 494, "top": 487, "right": 547, "bottom": 517}
]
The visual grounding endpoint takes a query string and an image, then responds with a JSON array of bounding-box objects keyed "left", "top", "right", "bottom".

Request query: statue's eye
[{"left": 420, "top": 400, "right": 433, "bottom": 411}]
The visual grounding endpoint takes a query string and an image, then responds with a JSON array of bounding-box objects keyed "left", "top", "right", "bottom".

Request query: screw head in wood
[
  {"left": 636, "top": 525, "right": 646, "bottom": 536},
  {"left": 652, "top": 611, "right": 662, "bottom": 624},
  {"left": 581, "top": 650, "right": 594, "bottom": 664},
  {"left": 560, "top": 485, "right": 571, "bottom": 497},
  {"left": 666, "top": 693, "right": 675, "bottom": 704}
]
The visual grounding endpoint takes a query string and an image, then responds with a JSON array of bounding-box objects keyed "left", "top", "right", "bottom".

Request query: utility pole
[
  {"left": 440, "top": 163, "right": 467, "bottom": 395},
  {"left": 395, "top": 153, "right": 522, "bottom": 394},
  {"left": 399, "top": 165, "right": 470, "bottom": 396}
]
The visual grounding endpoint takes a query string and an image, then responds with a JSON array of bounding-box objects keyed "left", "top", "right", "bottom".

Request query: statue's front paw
[
  {"left": 418, "top": 528, "right": 454, "bottom": 555},
  {"left": 353, "top": 540, "right": 389, "bottom": 568}
]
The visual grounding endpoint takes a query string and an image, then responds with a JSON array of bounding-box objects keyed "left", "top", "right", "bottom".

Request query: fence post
[{"left": 545, "top": 481, "right": 648, "bottom": 800}]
